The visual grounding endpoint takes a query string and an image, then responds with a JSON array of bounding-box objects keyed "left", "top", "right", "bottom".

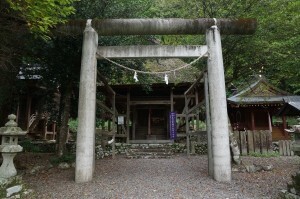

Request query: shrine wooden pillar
[
  {"left": 185, "top": 95, "right": 190, "bottom": 156},
  {"left": 204, "top": 71, "right": 213, "bottom": 177},
  {"left": 126, "top": 90, "right": 130, "bottom": 143},
  {"left": 170, "top": 89, "right": 174, "bottom": 112},
  {"left": 148, "top": 109, "right": 151, "bottom": 136},
  {"left": 195, "top": 89, "right": 200, "bottom": 143},
  {"left": 251, "top": 110, "right": 256, "bottom": 130},
  {"left": 132, "top": 106, "right": 136, "bottom": 140},
  {"left": 282, "top": 114, "right": 287, "bottom": 130},
  {"left": 267, "top": 111, "right": 273, "bottom": 132},
  {"left": 26, "top": 95, "right": 32, "bottom": 129},
  {"left": 112, "top": 93, "right": 116, "bottom": 159}
]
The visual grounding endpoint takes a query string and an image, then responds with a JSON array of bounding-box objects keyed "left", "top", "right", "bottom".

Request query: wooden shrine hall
[
  {"left": 97, "top": 71, "right": 205, "bottom": 144},
  {"left": 227, "top": 76, "right": 299, "bottom": 141}
]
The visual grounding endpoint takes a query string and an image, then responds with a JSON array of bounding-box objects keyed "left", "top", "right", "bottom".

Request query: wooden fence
[
  {"left": 233, "top": 130, "right": 273, "bottom": 155},
  {"left": 278, "top": 140, "right": 294, "bottom": 156}
]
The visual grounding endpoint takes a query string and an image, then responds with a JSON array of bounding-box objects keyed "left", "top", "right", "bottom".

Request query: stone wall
[{"left": 95, "top": 142, "right": 208, "bottom": 159}]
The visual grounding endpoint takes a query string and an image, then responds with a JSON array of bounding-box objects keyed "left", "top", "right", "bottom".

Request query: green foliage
[
  {"left": 145, "top": 0, "right": 300, "bottom": 94},
  {"left": 20, "top": 139, "right": 41, "bottom": 153},
  {"left": 248, "top": 151, "right": 280, "bottom": 157},
  {"left": 68, "top": 118, "right": 78, "bottom": 133},
  {"left": 74, "top": 0, "right": 152, "bottom": 19},
  {"left": 287, "top": 172, "right": 300, "bottom": 195},
  {"left": 20, "top": 139, "right": 56, "bottom": 153},
  {"left": 6, "top": 0, "right": 77, "bottom": 39},
  {"left": 191, "top": 120, "right": 206, "bottom": 130},
  {"left": 50, "top": 153, "right": 75, "bottom": 165},
  {"left": 96, "top": 118, "right": 105, "bottom": 129},
  {"left": 68, "top": 118, "right": 105, "bottom": 133},
  {"left": 72, "top": 0, "right": 161, "bottom": 85},
  {"left": 273, "top": 116, "right": 299, "bottom": 126},
  {"left": 0, "top": 176, "right": 23, "bottom": 198}
]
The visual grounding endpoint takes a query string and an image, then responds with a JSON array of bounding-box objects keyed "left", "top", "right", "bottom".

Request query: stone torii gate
[{"left": 74, "top": 18, "right": 256, "bottom": 183}]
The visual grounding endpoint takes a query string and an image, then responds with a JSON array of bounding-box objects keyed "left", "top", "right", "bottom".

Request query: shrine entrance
[
  {"left": 72, "top": 18, "right": 257, "bottom": 183},
  {"left": 135, "top": 107, "right": 167, "bottom": 140}
]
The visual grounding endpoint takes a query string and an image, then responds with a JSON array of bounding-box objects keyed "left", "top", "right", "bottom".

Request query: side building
[{"left": 227, "top": 76, "right": 299, "bottom": 141}]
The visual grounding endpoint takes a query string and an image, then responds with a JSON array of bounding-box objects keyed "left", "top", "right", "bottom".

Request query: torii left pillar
[{"left": 75, "top": 20, "right": 98, "bottom": 183}]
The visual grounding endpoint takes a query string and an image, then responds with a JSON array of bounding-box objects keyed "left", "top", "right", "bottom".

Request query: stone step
[
  {"left": 130, "top": 143, "right": 172, "bottom": 148},
  {"left": 127, "top": 150, "right": 173, "bottom": 159},
  {"left": 129, "top": 148, "right": 171, "bottom": 153},
  {"left": 127, "top": 150, "right": 172, "bottom": 155},
  {"left": 126, "top": 154, "right": 172, "bottom": 159},
  {"left": 125, "top": 143, "right": 173, "bottom": 159},
  {"left": 129, "top": 140, "right": 173, "bottom": 144}
]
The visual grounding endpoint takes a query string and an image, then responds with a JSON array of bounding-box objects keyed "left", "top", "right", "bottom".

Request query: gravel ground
[{"left": 20, "top": 153, "right": 300, "bottom": 199}]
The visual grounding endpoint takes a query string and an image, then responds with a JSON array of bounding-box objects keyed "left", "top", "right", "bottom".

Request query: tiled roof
[
  {"left": 277, "top": 97, "right": 300, "bottom": 115},
  {"left": 227, "top": 76, "right": 296, "bottom": 105},
  {"left": 228, "top": 96, "right": 296, "bottom": 104}
]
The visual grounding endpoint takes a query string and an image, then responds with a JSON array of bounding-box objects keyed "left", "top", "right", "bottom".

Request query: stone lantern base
[{"left": 0, "top": 145, "right": 23, "bottom": 179}]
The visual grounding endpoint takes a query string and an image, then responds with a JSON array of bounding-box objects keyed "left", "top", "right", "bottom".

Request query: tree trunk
[{"left": 57, "top": 83, "right": 72, "bottom": 157}]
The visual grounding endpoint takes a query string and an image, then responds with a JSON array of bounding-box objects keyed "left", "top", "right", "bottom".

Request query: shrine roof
[
  {"left": 228, "top": 76, "right": 298, "bottom": 105},
  {"left": 277, "top": 96, "right": 300, "bottom": 116}
]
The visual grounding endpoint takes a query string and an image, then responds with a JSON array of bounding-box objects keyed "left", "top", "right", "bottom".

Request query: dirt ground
[{"left": 15, "top": 153, "right": 300, "bottom": 199}]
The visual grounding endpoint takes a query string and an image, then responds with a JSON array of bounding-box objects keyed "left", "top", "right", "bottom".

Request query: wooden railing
[
  {"left": 27, "top": 112, "right": 59, "bottom": 140},
  {"left": 28, "top": 114, "right": 37, "bottom": 129}
]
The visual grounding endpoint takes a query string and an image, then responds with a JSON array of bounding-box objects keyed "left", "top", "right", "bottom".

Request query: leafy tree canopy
[
  {"left": 144, "top": 0, "right": 300, "bottom": 94},
  {"left": 6, "top": 0, "right": 77, "bottom": 39}
]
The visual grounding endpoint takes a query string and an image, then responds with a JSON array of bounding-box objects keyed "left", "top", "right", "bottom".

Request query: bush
[
  {"left": 68, "top": 118, "right": 78, "bottom": 133},
  {"left": 19, "top": 139, "right": 41, "bottom": 153},
  {"left": 68, "top": 118, "right": 106, "bottom": 133},
  {"left": 50, "top": 153, "right": 75, "bottom": 165},
  {"left": 287, "top": 171, "right": 300, "bottom": 196},
  {"left": 19, "top": 139, "right": 56, "bottom": 153},
  {"left": 248, "top": 151, "right": 280, "bottom": 157}
]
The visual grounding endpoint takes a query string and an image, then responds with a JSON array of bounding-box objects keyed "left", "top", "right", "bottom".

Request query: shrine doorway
[{"left": 134, "top": 106, "right": 168, "bottom": 140}]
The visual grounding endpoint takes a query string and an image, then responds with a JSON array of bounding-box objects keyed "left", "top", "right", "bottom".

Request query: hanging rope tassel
[
  {"left": 133, "top": 71, "right": 138, "bottom": 82},
  {"left": 164, "top": 74, "right": 169, "bottom": 85}
]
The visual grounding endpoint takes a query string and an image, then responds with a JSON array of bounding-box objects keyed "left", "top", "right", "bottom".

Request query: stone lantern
[
  {"left": 0, "top": 114, "right": 26, "bottom": 179},
  {"left": 285, "top": 117, "right": 300, "bottom": 156}
]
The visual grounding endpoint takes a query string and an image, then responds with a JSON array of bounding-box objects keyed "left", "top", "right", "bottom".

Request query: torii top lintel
[{"left": 59, "top": 18, "right": 257, "bottom": 36}]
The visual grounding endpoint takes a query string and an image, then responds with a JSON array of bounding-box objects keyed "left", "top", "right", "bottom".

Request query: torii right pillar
[{"left": 206, "top": 25, "right": 231, "bottom": 182}]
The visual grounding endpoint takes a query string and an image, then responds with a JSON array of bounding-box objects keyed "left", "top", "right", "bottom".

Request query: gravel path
[{"left": 21, "top": 154, "right": 300, "bottom": 199}]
